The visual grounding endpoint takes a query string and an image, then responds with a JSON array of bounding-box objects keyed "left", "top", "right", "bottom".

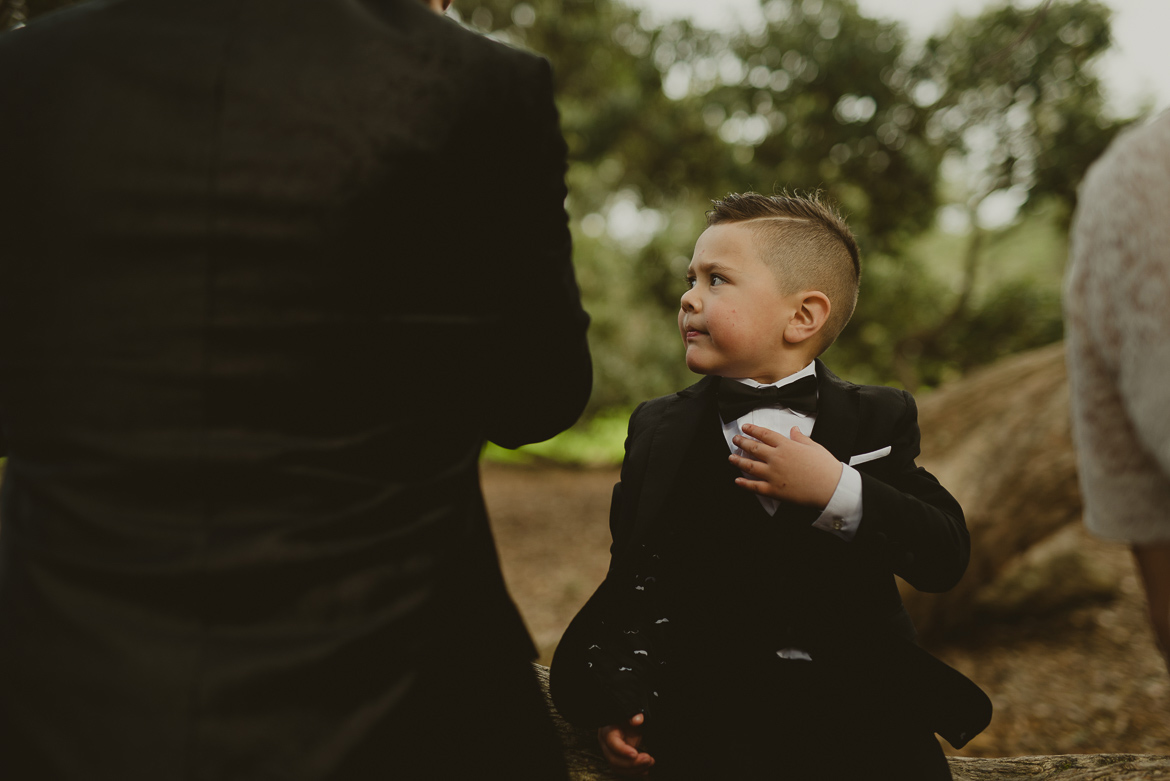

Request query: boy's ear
[{"left": 784, "top": 291, "right": 831, "bottom": 346}]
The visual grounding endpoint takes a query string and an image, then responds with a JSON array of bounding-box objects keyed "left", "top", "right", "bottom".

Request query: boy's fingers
[
  {"left": 732, "top": 436, "right": 774, "bottom": 461},
  {"left": 735, "top": 476, "right": 781, "bottom": 498},
  {"left": 600, "top": 727, "right": 639, "bottom": 758},
  {"left": 600, "top": 744, "right": 640, "bottom": 770},
  {"left": 607, "top": 738, "right": 639, "bottom": 759},
  {"left": 602, "top": 745, "right": 649, "bottom": 774},
  {"left": 733, "top": 435, "right": 756, "bottom": 453},
  {"left": 791, "top": 426, "right": 815, "bottom": 444},
  {"left": 729, "top": 454, "right": 766, "bottom": 475},
  {"left": 600, "top": 744, "right": 639, "bottom": 770},
  {"left": 741, "top": 423, "right": 785, "bottom": 446},
  {"left": 598, "top": 715, "right": 654, "bottom": 774}
]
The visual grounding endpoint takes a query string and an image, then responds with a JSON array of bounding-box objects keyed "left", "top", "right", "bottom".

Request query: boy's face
[{"left": 678, "top": 222, "right": 802, "bottom": 383}]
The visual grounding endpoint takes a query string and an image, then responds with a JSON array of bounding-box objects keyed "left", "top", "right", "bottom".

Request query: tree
[
  {"left": 881, "top": 0, "right": 1138, "bottom": 390},
  {"left": 711, "top": 0, "right": 945, "bottom": 253}
]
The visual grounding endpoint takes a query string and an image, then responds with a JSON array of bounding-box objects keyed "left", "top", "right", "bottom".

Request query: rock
[
  {"left": 905, "top": 343, "right": 1086, "bottom": 637},
  {"left": 971, "top": 523, "right": 1119, "bottom": 620}
]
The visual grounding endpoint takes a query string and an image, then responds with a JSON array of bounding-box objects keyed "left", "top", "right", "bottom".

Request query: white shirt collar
[{"left": 729, "top": 361, "right": 817, "bottom": 390}]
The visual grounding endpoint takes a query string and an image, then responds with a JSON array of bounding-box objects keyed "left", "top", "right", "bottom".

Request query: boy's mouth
[{"left": 681, "top": 318, "right": 706, "bottom": 340}]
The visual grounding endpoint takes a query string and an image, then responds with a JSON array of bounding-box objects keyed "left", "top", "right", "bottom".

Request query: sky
[{"left": 628, "top": 0, "right": 1170, "bottom": 117}]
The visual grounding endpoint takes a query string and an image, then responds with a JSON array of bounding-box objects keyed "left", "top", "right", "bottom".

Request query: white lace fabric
[{"left": 1065, "top": 111, "right": 1170, "bottom": 543}]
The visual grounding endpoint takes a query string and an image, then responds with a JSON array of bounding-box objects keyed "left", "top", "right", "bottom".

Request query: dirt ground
[{"left": 482, "top": 462, "right": 1170, "bottom": 759}]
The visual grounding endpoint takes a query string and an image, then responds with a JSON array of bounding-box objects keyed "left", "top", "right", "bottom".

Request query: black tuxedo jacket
[
  {"left": 0, "top": 1, "right": 589, "bottom": 778},
  {"left": 552, "top": 362, "right": 990, "bottom": 751}
]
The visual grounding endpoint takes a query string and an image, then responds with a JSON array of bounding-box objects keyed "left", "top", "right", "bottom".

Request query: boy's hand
[
  {"left": 730, "top": 424, "right": 843, "bottom": 509},
  {"left": 598, "top": 712, "right": 655, "bottom": 777}
]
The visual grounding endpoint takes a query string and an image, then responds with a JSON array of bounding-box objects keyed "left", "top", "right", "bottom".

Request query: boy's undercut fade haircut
[{"left": 707, "top": 191, "right": 861, "bottom": 353}]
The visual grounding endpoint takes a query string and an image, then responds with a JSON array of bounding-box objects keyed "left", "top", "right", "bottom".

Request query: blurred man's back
[{"left": 0, "top": 1, "right": 590, "bottom": 777}]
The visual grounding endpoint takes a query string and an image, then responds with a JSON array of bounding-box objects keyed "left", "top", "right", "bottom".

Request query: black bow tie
[{"left": 716, "top": 375, "right": 818, "bottom": 421}]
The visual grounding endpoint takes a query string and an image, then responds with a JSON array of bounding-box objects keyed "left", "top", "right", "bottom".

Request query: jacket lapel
[
  {"left": 810, "top": 359, "right": 859, "bottom": 464},
  {"left": 627, "top": 375, "right": 718, "bottom": 547}
]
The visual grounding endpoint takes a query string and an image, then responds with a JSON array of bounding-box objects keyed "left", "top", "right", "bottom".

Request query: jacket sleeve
[
  {"left": 485, "top": 56, "right": 592, "bottom": 449},
  {"left": 853, "top": 391, "right": 969, "bottom": 592},
  {"left": 548, "top": 577, "right": 657, "bottom": 729},
  {"left": 550, "top": 404, "right": 657, "bottom": 728}
]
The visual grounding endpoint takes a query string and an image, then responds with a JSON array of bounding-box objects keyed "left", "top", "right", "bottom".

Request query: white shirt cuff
[{"left": 812, "top": 464, "right": 863, "bottom": 541}]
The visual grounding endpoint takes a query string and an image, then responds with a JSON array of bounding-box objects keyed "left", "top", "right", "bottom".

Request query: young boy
[{"left": 550, "top": 193, "right": 991, "bottom": 780}]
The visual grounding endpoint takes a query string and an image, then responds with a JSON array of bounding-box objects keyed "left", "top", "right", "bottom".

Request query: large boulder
[{"left": 905, "top": 343, "right": 1093, "bottom": 636}]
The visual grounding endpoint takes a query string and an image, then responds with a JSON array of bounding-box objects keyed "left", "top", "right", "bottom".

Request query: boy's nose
[{"left": 680, "top": 288, "right": 698, "bottom": 312}]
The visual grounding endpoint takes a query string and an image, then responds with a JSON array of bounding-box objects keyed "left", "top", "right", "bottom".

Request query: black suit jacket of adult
[
  {"left": 0, "top": 1, "right": 591, "bottom": 777},
  {"left": 551, "top": 362, "right": 991, "bottom": 748}
]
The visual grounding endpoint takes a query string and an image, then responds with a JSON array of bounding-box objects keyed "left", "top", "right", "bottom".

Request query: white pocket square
[
  {"left": 776, "top": 648, "right": 813, "bottom": 662},
  {"left": 848, "top": 446, "right": 892, "bottom": 466}
]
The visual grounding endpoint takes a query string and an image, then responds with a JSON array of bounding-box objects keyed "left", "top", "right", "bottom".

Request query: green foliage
[
  {"left": 715, "top": 0, "right": 943, "bottom": 252},
  {"left": 859, "top": 0, "right": 1138, "bottom": 389},
  {"left": 837, "top": 199, "right": 1070, "bottom": 389},
  {"left": 915, "top": 0, "right": 1133, "bottom": 226}
]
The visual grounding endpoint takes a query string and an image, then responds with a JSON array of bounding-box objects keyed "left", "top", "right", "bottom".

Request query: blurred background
[
  {"left": 4, "top": 0, "right": 1169, "bottom": 762},
  {"left": 450, "top": 0, "right": 1163, "bottom": 462}
]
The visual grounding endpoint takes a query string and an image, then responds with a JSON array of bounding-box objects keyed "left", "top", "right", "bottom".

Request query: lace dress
[{"left": 1065, "top": 111, "right": 1170, "bottom": 543}]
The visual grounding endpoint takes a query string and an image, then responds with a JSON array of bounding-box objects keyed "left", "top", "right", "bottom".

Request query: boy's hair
[{"left": 707, "top": 191, "right": 860, "bottom": 353}]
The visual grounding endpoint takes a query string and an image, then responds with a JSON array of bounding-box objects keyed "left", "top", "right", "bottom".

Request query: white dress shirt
[{"left": 720, "top": 362, "right": 864, "bottom": 542}]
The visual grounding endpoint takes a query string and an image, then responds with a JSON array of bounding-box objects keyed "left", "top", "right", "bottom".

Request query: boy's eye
[
  {"left": 685, "top": 276, "right": 696, "bottom": 289},
  {"left": 710, "top": 274, "right": 726, "bottom": 286}
]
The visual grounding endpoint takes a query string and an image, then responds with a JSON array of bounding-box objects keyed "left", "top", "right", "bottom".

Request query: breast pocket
[{"left": 848, "top": 446, "right": 892, "bottom": 466}]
